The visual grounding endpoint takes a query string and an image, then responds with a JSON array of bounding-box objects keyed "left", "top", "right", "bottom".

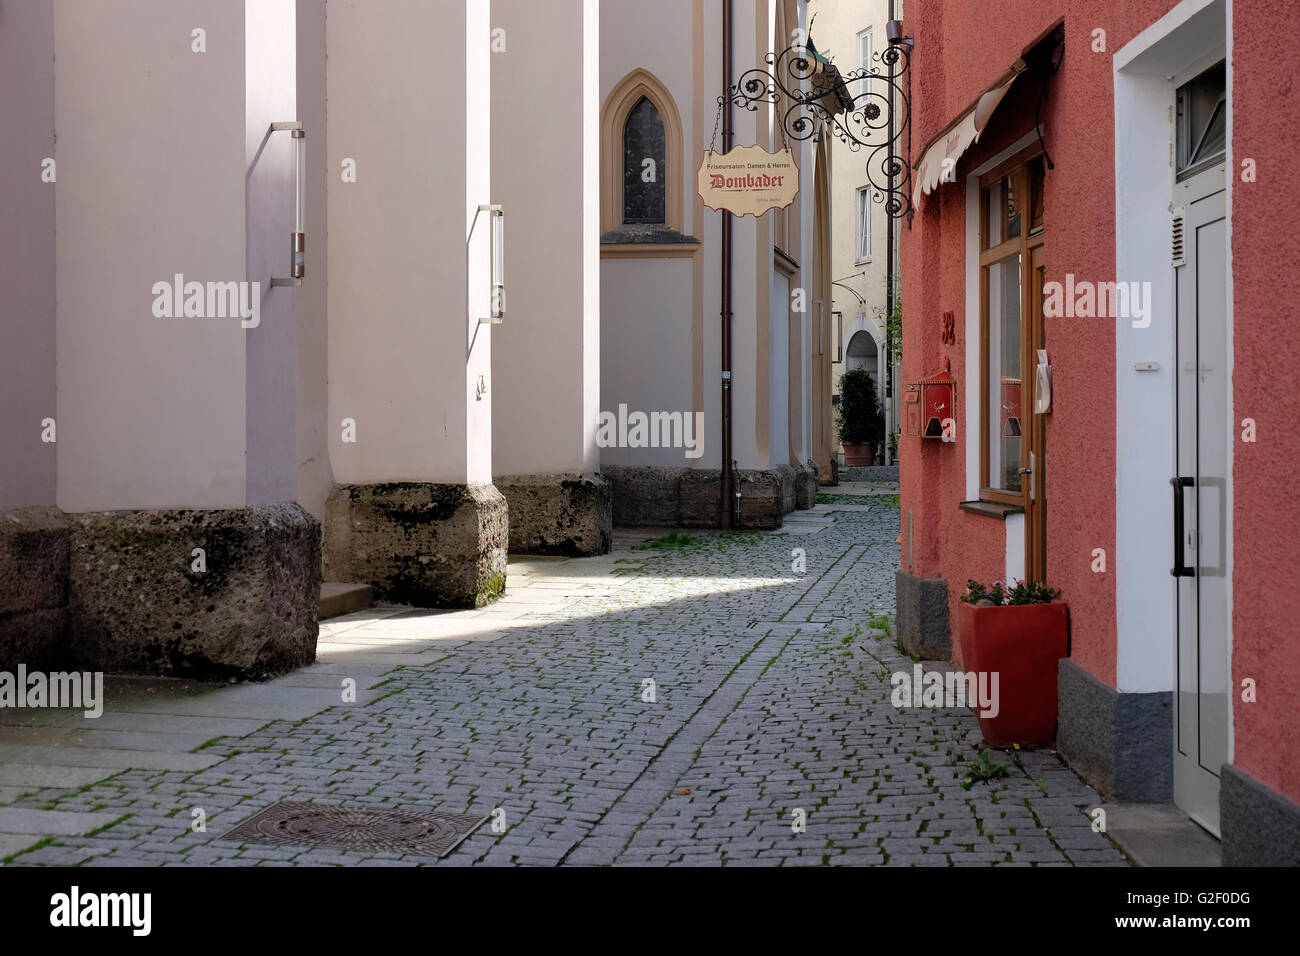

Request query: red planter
[{"left": 957, "top": 601, "right": 1069, "bottom": 747}]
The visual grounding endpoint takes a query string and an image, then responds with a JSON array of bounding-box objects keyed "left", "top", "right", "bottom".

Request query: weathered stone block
[
  {"left": 602, "top": 466, "right": 681, "bottom": 527},
  {"left": 324, "top": 482, "right": 507, "bottom": 608},
  {"left": 794, "top": 460, "right": 819, "bottom": 510},
  {"left": 895, "top": 568, "right": 951, "bottom": 660},
  {"left": 496, "top": 473, "right": 612, "bottom": 556},
  {"left": 678, "top": 469, "right": 720, "bottom": 527},
  {"left": 1221, "top": 764, "right": 1300, "bottom": 866},
  {"left": 66, "top": 504, "right": 320, "bottom": 680},
  {"left": 605, "top": 465, "right": 799, "bottom": 529},
  {"left": 1056, "top": 658, "right": 1172, "bottom": 802},
  {"left": 737, "top": 465, "right": 796, "bottom": 529},
  {"left": 0, "top": 507, "right": 71, "bottom": 617},
  {"left": 0, "top": 608, "right": 67, "bottom": 672}
]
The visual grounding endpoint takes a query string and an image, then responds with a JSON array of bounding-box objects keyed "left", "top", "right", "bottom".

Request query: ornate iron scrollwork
[{"left": 720, "top": 39, "right": 913, "bottom": 220}]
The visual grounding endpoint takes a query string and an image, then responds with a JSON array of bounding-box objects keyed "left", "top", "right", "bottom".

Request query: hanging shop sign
[{"left": 697, "top": 145, "right": 799, "bottom": 217}]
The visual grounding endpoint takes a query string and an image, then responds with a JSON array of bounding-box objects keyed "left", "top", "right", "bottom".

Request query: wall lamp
[
  {"left": 886, "top": 20, "right": 913, "bottom": 48},
  {"left": 269, "top": 121, "right": 306, "bottom": 287}
]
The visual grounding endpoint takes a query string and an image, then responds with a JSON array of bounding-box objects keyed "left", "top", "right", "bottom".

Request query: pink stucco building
[{"left": 896, "top": 0, "right": 1298, "bottom": 863}]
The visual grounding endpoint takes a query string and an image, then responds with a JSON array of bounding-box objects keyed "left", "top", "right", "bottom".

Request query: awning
[{"left": 912, "top": 59, "right": 1026, "bottom": 210}]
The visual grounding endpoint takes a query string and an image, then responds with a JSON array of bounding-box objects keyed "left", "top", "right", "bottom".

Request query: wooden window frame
[{"left": 978, "top": 143, "right": 1044, "bottom": 507}]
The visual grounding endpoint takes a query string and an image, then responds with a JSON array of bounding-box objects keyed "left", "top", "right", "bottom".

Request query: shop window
[{"left": 979, "top": 145, "right": 1044, "bottom": 501}]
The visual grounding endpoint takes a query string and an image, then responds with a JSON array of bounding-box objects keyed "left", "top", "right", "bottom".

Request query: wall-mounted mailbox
[{"left": 906, "top": 366, "right": 957, "bottom": 439}]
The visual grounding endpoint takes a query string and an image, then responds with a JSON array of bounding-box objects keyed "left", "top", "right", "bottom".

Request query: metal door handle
[{"left": 1171, "top": 476, "right": 1194, "bottom": 576}]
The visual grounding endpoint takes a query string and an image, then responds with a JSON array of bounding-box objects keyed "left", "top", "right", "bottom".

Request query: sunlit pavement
[{"left": 0, "top": 488, "right": 1126, "bottom": 866}]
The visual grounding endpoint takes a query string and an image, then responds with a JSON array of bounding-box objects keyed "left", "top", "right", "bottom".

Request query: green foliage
[
  {"left": 835, "top": 367, "right": 884, "bottom": 446},
  {"left": 875, "top": 299, "right": 902, "bottom": 362},
  {"left": 962, "top": 749, "right": 1014, "bottom": 790},
  {"left": 961, "top": 578, "right": 1060, "bottom": 605},
  {"left": 635, "top": 532, "right": 706, "bottom": 551},
  {"left": 866, "top": 611, "right": 893, "bottom": 633}
]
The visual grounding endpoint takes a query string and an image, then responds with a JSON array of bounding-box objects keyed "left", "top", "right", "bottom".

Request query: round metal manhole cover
[{"left": 221, "top": 802, "right": 488, "bottom": 858}]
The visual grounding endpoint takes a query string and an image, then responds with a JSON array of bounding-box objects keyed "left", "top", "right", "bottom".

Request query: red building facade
[{"left": 897, "top": 0, "right": 1299, "bottom": 863}]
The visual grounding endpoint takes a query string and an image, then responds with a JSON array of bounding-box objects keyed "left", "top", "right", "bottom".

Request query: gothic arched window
[{"left": 622, "top": 96, "right": 666, "bottom": 224}]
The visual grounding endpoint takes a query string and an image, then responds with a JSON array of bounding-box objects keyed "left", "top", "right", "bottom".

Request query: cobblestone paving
[{"left": 1, "top": 493, "right": 1127, "bottom": 866}]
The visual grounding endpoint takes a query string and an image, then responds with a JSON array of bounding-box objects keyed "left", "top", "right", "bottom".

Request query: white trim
[
  {"left": 856, "top": 185, "right": 872, "bottom": 263},
  {"left": 857, "top": 27, "right": 873, "bottom": 101},
  {"left": 964, "top": 130, "right": 1041, "bottom": 503},
  {"left": 1005, "top": 513, "right": 1026, "bottom": 585},
  {"left": 1114, "top": 0, "right": 1222, "bottom": 73},
  {"left": 1224, "top": 0, "right": 1234, "bottom": 765},
  {"left": 1113, "top": 0, "right": 1227, "bottom": 696}
]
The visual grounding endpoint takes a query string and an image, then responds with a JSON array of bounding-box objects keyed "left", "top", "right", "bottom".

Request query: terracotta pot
[
  {"left": 842, "top": 441, "right": 875, "bottom": 466},
  {"left": 957, "top": 601, "right": 1069, "bottom": 747}
]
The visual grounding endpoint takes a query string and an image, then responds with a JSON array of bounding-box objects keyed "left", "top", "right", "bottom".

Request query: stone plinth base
[
  {"left": 496, "top": 473, "right": 612, "bottom": 556},
  {"left": 67, "top": 504, "right": 320, "bottom": 680},
  {"left": 604, "top": 465, "right": 799, "bottom": 530},
  {"left": 895, "top": 568, "right": 951, "bottom": 660},
  {"left": 324, "top": 482, "right": 507, "bottom": 608},
  {"left": 1221, "top": 764, "right": 1300, "bottom": 866},
  {"left": 1056, "top": 658, "right": 1172, "bottom": 802},
  {"left": 0, "top": 508, "right": 72, "bottom": 670},
  {"left": 795, "top": 459, "right": 819, "bottom": 510}
]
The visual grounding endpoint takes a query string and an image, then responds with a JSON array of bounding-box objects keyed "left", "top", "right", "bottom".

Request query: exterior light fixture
[
  {"left": 270, "top": 121, "right": 305, "bottom": 287},
  {"left": 886, "top": 20, "right": 913, "bottom": 47},
  {"left": 478, "top": 203, "right": 505, "bottom": 324}
]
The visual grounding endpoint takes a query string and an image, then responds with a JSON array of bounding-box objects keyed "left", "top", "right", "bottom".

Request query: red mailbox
[{"left": 906, "top": 366, "right": 957, "bottom": 440}]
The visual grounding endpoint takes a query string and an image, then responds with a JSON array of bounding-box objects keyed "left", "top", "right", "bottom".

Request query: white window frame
[
  {"left": 855, "top": 185, "right": 871, "bottom": 263},
  {"left": 857, "top": 27, "right": 873, "bottom": 100}
]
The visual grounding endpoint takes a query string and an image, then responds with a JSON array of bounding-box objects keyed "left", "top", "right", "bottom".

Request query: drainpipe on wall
[
  {"left": 720, "top": 0, "right": 736, "bottom": 528},
  {"left": 884, "top": 0, "right": 896, "bottom": 465}
]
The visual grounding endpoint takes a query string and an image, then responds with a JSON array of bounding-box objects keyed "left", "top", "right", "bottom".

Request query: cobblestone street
[{"left": 0, "top": 489, "right": 1126, "bottom": 867}]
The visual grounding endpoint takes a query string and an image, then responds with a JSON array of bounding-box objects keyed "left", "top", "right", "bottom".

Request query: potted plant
[
  {"left": 836, "top": 368, "right": 884, "bottom": 466},
  {"left": 958, "top": 578, "right": 1069, "bottom": 747}
]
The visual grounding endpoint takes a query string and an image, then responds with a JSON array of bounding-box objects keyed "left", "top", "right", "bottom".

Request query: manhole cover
[{"left": 221, "top": 802, "right": 488, "bottom": 858}]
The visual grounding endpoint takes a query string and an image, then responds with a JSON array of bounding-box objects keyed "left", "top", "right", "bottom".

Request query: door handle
[{"left": 1171, "top": 476, "right": 1194, "bottom": 577}]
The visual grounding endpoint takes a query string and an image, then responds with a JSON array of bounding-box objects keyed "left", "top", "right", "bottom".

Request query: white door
[{"left": 1172, "top": 155, "right": 1228, "bottom": 836}]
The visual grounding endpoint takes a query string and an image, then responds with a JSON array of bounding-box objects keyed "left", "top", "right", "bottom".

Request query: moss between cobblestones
[
  {"left": 1, "top": 836, "right": 53, "bottom": 863},
  {"left": 84, "top": 813, "right": 131, "bottom": 837}
]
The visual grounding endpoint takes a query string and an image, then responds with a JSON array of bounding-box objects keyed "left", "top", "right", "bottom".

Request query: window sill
[
  {"left": 855, "top": 257, "right": 872, "bottom": 266},
  {"left": 959, "top": 499, "right": 1024, "bottom": 519},
  {"left": 601, "top": 224, "right": 698, "bottom": 243},
  {"left": 600, "top": 225, "right": 701, "bottom": 259},
  {"left": 774, "top": 245, "right": 799, "bottom": 274}
]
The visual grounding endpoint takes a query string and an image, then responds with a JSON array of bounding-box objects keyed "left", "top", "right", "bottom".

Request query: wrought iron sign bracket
[{"left": 717, "top": 35, "right": 913, "bottom": 221}]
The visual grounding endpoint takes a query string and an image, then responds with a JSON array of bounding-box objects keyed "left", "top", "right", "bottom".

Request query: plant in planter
[
  {"left": 836, "top": 368, "right": 884, "bottom": 467},
  {"left": 958, "top": 578, "right": 1069, "bottom": 748}
]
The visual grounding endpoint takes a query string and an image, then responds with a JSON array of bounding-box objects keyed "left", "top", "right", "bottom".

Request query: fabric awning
[{"left": 912, "top": 60, "right": 1026, "bottom": 209}]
